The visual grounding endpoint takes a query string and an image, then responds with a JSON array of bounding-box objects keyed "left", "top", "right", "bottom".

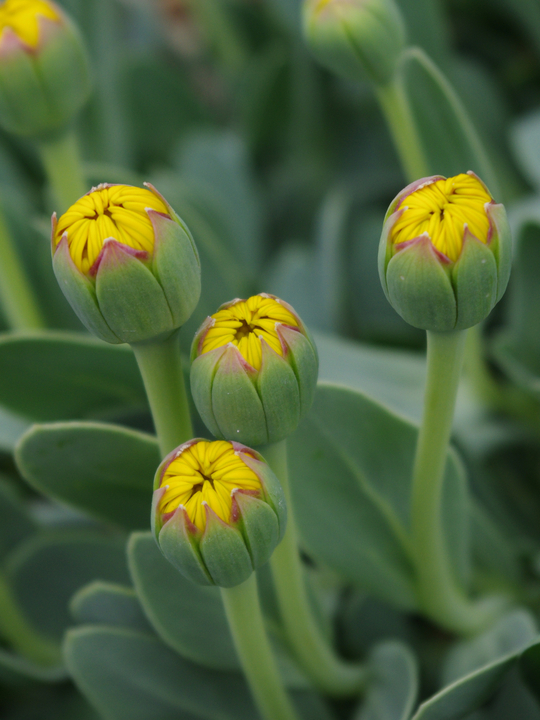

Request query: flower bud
[
  {"left": 190, "top": 294, "right": 319, "bottom": 447},
  {"left": 0, "top": 0, "right": 91, "bottom": 138},
  {"left": 152, "top": 439, "right": 287, "bottom": 588},
  {"left": 303, "top": 0, "right": 406, "bottom": 86},
  {"left": 378, "top": 172, "right": 512, "bottom": 332},
  {"left": 52, "top": 183, "right": 201, "bottom": 344}
]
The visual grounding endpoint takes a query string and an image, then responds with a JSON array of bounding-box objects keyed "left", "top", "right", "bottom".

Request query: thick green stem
[
  {"left": 0, "top": 200, "right": 45, "bottom": 330},
  {"left": 0, "top": 571, "right": 60, "bottom": 666},
  {"left": 412, "top": 330, "right": 508, "bottom": 634},
  {"left": 263, "top": 440, "right": 366, "bottom": 696},
  {"left": 38, "top": 129, "right": 87, "bottom": 213},
  {"left": 376, "top": 77, "right": 430, "bottom": 183},
  {"left": 221, "top": 575, "right": 300, "bottom": 720},
  {"left": 131, "top": 331, "right": 193, "bottom": 457}
]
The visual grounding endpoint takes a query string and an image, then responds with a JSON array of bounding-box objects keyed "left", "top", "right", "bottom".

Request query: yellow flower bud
[
  {"left": 200, "top": 295, "right": 299, "bottom": 372},
  {"left": 191, "top": 294, "right": 319, "bottom": 447},
  {"left": 0, "top": 0, "right": 59, "bottom": 48},
  {"left": 54, "top": 184, "right": 169, "bottom": 275},
  {"left": 152, "top": 439, "right": 287, "bottom": 587},
  {"left": 378, "top": 172, "right": 512, "bottom": 331},
  {"left": 0, "top": 0, "right": 91, "bottom": 138},
  {"left": 390, "top": 173, "right": 491, "bottom": 262},
  {"left": 52, "top": 183, "right": 201, "bottom": 344},
  {"left": 158, "top": 440, "right": 262, "bottom": 532}
]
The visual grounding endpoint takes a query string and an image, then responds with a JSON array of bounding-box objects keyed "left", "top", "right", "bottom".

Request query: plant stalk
[
  {"left": 220, "top": 574, "right": 300, "bottom": 720},
  {"left": 38, "top": 129, "right": 87, "bottom": 213},
  {"left": 263, "top": 440, "right": 366, "bottom": 696},
  {"left": 0, "top": 199, "right": 45, "bottom": 330},
  {"left": 376, "top": 76, "right": 430, "bottom": 183},
  {"left": 131, "top": 330, "right": 193, "bottom": 457},
  {"left": 412, "top": 330, "right": 508, "bottom": 634}
]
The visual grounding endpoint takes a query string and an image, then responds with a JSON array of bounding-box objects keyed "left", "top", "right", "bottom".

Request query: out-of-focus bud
[
  {"left": 152, "top": 439, "right": 287, "bottom": 588},
  {"left": 52, "top": 183, "right": 201, "bottom": 344},
  {"left": 0, "top": 0, "right": 91, "bottom": 138},
  {"left": 303, "top": 0, "right": 406, "bottom": 86},
  {"left": 190, "top": 294, "right": 319, "bottom": 447},
  {"left": 378, "top": 172, "right": 512, "bottom": 332}
]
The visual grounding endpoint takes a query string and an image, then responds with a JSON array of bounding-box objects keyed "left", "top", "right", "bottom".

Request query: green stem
[
  {"left": 186, "top": 0, "right": 248, "bottom": 75},
  {"left": 376, "top": 76, "right": 430, "bottom": 182},
  {"left": 0, "top": 571, "right": 60, "bottom": 666},
  {"left": 220, "top": 574, "right": 300, "bottom": 720},
  {"left": 131, "top": 330, "right": 193, "bottom": 457},
  {"left": 412, "top": 330, "right": 508, "bottom": 634},
  {"left": 0, "top": 200, "right": 45, "bottom": 330},
  {"left": 38, "top": 129, "right": 87, "bottom": 213},
  {"left": 263, "top": 440, "right": 366, "bottom": 696}
]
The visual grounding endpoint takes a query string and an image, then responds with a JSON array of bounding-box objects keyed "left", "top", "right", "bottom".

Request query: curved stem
[
  {"left": 376, "top": 76, "right": 430, "bottom": 183},
  {"left": 0, "top": 199, "right": 45, "bottom": 330},
  {"left": 263, "top": 440, "right": 367, "bottom": 697},
  {"left": 412, "top": 330, "right": 508, "bottom": 635},
  {"left": 220, "top": 574, "right": 300, "bottom": 720},
  {"left": 0, "top": 571, "right": 60, "bottom": 666},
  {"left": 131, "top": 330, "right": 193, "bottom": 457},
  {"left": 38, "top": 129, "right": 87, "bottom": 213}
]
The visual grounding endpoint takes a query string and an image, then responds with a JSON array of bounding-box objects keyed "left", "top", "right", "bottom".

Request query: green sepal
[
  {"left": 0, "top": 42, "right": 53, "bottom": 137},
  {"left": 210, "top": 346, "right": 268, "bottom": 446},
  {"left": 199, "top": 506, "right": 253, "bottom": 587},
  {"left": 233, "top": 491, "right": 280, "bottom": 569},
  {"left": 95, "top": 240, "right": 174, "bottom": 344},
  {"left": 240, "top": 451, "right": 287, "bottom": 543},
  {"left": 33, "top": 19, "right": 91, "bottom": 136},
  {"left": 157, "top": 505, "right": 214, "bottom": 587},
  {"left": 452, "top": 232, "right": 498, "bottom": 330},
  {"left": 385, "top": 235, "right": 457, "bottom": 331},
  {"left": 257, "top": 340, "right": 300, "bottom": 443},
  {"left": 278, "top": 325, "right": 319, "bottom": 418},
  {"left": 303, "top": 0, "right": 406, "bottom": 86},
  {"left": 487, "top": 203, "right": 512, "bottom": 303},
  {"left": 52, "top": 237, "right": 120, "bottom": 344},
  {"left": 150, "top": 210, "right": 201, "bottom": 328},
  {"left": 190, "top": 346, "right": 227, "bottom": 439}
]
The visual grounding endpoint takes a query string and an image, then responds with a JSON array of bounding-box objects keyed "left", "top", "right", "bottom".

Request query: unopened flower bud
[
  {"left": 378, "top": 172, "right": 512, "bottom": 332},
  {"left": 0, "top": 0, "right": 91, "bottom": 138},
  {"left": 152, "top": 439, "right": 287, "bottom": 588},
  {"left": 52, "top": 183, "right": 201, "bottom": 344},
  {"left": 303, "top": 0, "right": 406, "bottom": 86},
  {"left": 190, "top": 294, "right": 319, "bottom": 447}
]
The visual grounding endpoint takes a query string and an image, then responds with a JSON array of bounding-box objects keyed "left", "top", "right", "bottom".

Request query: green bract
[
  {"left": 151, "top": 440, "right": 287, "bottom": 588},
  {"left": 190, "top": 295, "right": 319, "bottom": 447},
  {"left": 0, "top": 2, "right": 91, "bottom": 139},
  {"left": 52, "top": 184, "right": 201, "bottom": 345},
  {"left": 303, "top": 0, "right": 406, "bottom": 86},
  {"left": 378, "top": 174, "right": 512, "bottom": 332}
]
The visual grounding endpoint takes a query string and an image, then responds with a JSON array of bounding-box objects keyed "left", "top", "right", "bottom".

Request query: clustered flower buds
[
  {"left": 190, "top": 294, "right": 319, "bottom": 447},
  {"left": 152, "top": 439, "right": 287, "bottom": 587},
  {"left": 0, "top": 0, "right": 91, "bottom": 138},
  {"left": 303, "top": 0, "right": 406, "bottom": 86},
  {"left": 52, "top": 183, "right": 201, "bottom": 344},
  {"left": 378, "top": 172, "right": 512, "bottom": 332}
]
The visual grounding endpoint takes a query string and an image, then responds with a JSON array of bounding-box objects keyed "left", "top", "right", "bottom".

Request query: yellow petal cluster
[
  {"left": 0, "top": 0, "right": 59, "bottom": 48},
  {"left": 159, "top": 440, "right": 261, "bottom": 532},
  {"left": 54, "top": 185, "right": 169, "bottom": 275},
  {"left": 391, "top": 173, "right": 492, "bottom": 262},
  {"left": 201, "top": 295, "right": 299, "bottom": 371}
]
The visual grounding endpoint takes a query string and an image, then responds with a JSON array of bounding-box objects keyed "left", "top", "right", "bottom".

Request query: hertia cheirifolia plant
[{"left": 0, "top": 0, "right": 540, "bottom": 719}]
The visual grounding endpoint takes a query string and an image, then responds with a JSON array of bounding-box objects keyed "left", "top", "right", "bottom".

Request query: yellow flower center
[
  {"left": 200, "top": 295, "right": 299, "bottom": 371},
  {"left": 159, "top": 440, "right": 261, "bottom": 532},
  {"left": 0, "top": 0, "right": 59, "bottom": 48},
  {"left": 54, "top": 185, "right": 169, "bottom": 275},
  {"left": 391, "top": 173, "right": 492, "bottom": 262}
]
